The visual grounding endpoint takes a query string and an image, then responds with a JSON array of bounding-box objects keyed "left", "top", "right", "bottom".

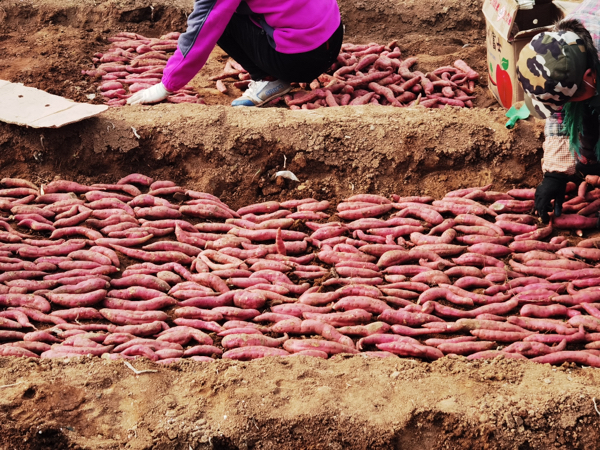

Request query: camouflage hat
[{"left": 516, "top": 30, "right": 588, "bottom": 119}]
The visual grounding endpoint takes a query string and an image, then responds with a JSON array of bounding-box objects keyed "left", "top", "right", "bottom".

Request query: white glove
[{"left": 127, "top": 82, "right": 171, "bottom": 105}]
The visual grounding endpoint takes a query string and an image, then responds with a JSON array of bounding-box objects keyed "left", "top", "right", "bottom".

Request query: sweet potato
[
  {"left": 376, "top": 341, "right": 443, "bottom": 360},
  {"left": 178, "top": 344, "right": 223, "bottom": 358},
  {"left": 0, "top": 310, "right": 36, "bottom": 328},
  {"left": 332, "top": 296, "right": 392, "bottom": 314},
  {"left": 109, "top": 244, "right": 192, "bottom": 265},
  {"left": 521, "top": 323, "right": 585, "bottom": 343},
  {"left": 0, "top": 346, "right": 39, "bottom": 358},
  {"left": 333, "top": 321, "right": 389, "bottom": 337},
  {"left": 470, "top": 329, "right": 532, "bottom": 342},
  {"left": 49, "top": 307, "right": 104, "bottom": 321},
  {"left": 520, "top": 304, "right": 568, "bottom": 318},
  {"left": 303, "top": 309, "right": 372, "bottom": 327},
  {"left": 557, "top": 247, "right": 600, "bottom": 260},
  {"left": 379, "top": 309, "right": 444, "bottom": 326},
  {"left": 391, "top": 322, "right": 448, "bottom": 336},
  {"left": 337, "top": 204, "right": 394, "bottom": 220},
  {"left": 230, "top": 291, "right": 265, "bottom": 310},
  {"left": 172, "top": 318, "right": 222, "bottom": 333},
  {"left": 270, "top": 318, "right": 302, "bottom": 334},
  {"left": 100, "top": 308, "right": 168, "bottom": 325},
  {"left": 567, "top": 314, "right": 600, "bottom": 332},
  {"left": 47, "top": 227, "right": 101, "bottom": 241},
  {"left": 286, "top": 349, "right": 329, "bottom": 359},
  {"left": 45, "top": 289, "right": 107, "bottom": 307},
  {"left": 507, "top": 316, "right": 574, "bottom": 335},
  {"left": 531, "top": 350, "right": 600, "bottom": 367},
  {"left": 236, "top": 201, "right": 279, "bottom": 216},
  {"left": 219, "top": 326, "right": 268, "bottom": 336},
  {"left": 107, "top": 321, "right": 165, "bottom": 336},
  {"left": 6, "top": 279, "right": 59, "bottom": 291},
  {"left": 0, "top": 294, "right": 51, "bottom": 313},
  {"left": 548, "top": 268, "right": 600, "bottom": 281},
  {"left": 210, "top": 306, "right": 259, "bottom": 321},
  {"left": 110, "top": 274, "right": 171, "bottom": 292},
  {"left": 221, "top": 333, "right": 288, "bottom": 349},
  {"left": 466, "top": 350, "right": 527, "bottom": 360},
  {"left": 525, "top": 259, "right": 589, "bottom": 270},
  {"left": 437, "top": 341, "right": 496, "bottom": 355},
  {"left": 504, "top": 340, "right": 567, "bottom": 356},
  {"left": 276, "top": 317, "right": 339, "bottom": 344},
  {"left": 395, "top": 206, "right": 444, "bottom": 225},
  {"left": 411, "top": 270, "right": 451, "bottom": 285},
  {"left": 452, "top": 253, "right": 504, "bottom": 268},
  {"left": 417, "top": 287, "right": 473, "bottom": 306},
  {"left": 454, "top": 214, "right": 504, "bottom": 235},
  {"left": 180, "top": 204, "right": 233, "bottom": 219},
  {"left": 553, "top": 214, "right": 598, "bottom": 229},
  {"left": 283, "top": 339, "right": 358, "bottom": 355},
  {"left": 356, "top": 333, "right": 420, "bottom": 350},
  {"left": 117, "top": 173, "right": 154, "bottom": 186},
  {"left": 222, "top": 346, "right": 290, "bottom": 360},
  {"left": 103, "top": 296, "right": 177, "bottom": 311},
  {"left": 58, "top": 260, "right": 105, "bottom": 271},
  {"left": 52, "top": 278, "right": 110, "bottom": 294},
  {"left": 108, "top": 285, "right": 167, "bottom": 300},
  {"left": 120, "top": 344, "right": 158, "bottom": 361},
  {"left": 65, "top": 250, "right": 110, "bottom": 267},
  {"left": 432, "top": 200, "right": 488, "bottom": 216}
]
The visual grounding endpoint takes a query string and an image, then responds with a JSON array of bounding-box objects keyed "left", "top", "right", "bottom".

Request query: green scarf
[{"left": 563, "top": 66, "right": 600, "bottom": 159}]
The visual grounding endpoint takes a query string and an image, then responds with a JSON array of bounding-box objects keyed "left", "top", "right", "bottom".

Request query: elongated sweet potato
[
  {"left": 376, "top": 341, "right": 443, "bottom": 360},
  {"left": 222, "top": 333, "right": 288, "bottom": 349},
  {"left": 283, "top": 338, "right": 358, "bottom": 355},
  {"left": 222, "top": 345, "right": 290, "bottom": 360}
]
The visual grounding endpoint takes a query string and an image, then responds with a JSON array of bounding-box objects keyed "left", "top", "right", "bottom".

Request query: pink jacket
[{"left": 162, "top": 0, "right": 341, "bottom": 92}]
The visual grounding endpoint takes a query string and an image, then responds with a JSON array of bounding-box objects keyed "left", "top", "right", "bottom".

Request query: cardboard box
[{"left": 483, "top": 0, "right": 569, "bottom": 108}]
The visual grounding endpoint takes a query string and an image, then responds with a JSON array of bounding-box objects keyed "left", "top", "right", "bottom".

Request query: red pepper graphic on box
[{"left": 489, "top": 58, "right": 512, "bottom": 107}]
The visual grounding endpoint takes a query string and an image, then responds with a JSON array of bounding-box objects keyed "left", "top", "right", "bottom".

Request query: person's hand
[
  {"left": 576, "top": 161, "right": 600, "bottom": 189},
  {"left": 127, "top": 83, "right": 171, "bottom": 105},
  {"left": 535, "top": 172, "right": 568, "bottom": 223}
]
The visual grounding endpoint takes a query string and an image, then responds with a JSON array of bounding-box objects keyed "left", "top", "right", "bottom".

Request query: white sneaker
[{"left": 231, "top": 79, "right": 292, "bottom": 107}]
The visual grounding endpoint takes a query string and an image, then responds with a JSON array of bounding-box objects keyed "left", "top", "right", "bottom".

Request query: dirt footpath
[{"left": 1, "top": 355, "right": 600, "bottom": 450}]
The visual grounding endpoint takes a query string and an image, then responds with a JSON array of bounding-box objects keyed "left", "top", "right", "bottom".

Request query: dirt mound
[
  {"left": 1, "top": 355, "right": 600, "bottom": 450},
  {"left": 0, "top": 105, "right": 544, "bottom": 209}
]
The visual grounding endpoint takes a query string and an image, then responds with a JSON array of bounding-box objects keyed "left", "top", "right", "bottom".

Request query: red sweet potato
[
  {"left": 531, "top": 350, "right": 600, "bottom": 367},
  {"left": 376, "top": 341, "right": 443, "bottom": 360},
  {"left": 283, "top": 339, "right": 358, "bottom": 355},
  {"left": 222, "top": 346, "right": 290, "bottom": 360},
  {"left": 221, "top": 333, "right": 288, "bottom": 349},
  {"left": 437, "top": 341, "right": 496, "bottom": 355},
  {"left": 44, "top": 289, "right": 107, "bottom": 307}
]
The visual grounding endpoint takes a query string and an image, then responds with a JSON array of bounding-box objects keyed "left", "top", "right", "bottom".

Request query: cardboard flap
[
  {"left": 0, "top": 80, "right": 107, "bottom": 128},
  {"left": 483, "top": 0, "right": 519, "bottom": 39},
  {"left": 514, "top": 26, "right": 552, "bottom": 39}
]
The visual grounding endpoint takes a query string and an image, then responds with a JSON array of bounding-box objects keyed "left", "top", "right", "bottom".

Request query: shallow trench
[{"left": 0, "top": 0, "right": 574, "bottom": 449}]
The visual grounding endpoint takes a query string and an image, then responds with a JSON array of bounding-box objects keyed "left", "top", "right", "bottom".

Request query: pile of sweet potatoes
[
  {"left": 85, "top": 33, "right": 478, "bottom": 110},
  {"left": 82, "top": 32, "right": 205, "bottom": 107},
  {"left": 213, "top": 41, "right": 478, "bottom": 109},
  {"left": 2, "top": 176, "right": 600, "bottom": 366}
]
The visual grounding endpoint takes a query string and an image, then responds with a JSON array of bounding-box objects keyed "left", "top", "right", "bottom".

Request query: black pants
[{"left": 217, "top": 14, "right": 343, "bottom": 83}]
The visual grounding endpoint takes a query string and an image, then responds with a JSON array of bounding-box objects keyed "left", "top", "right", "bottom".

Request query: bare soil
[{"left": 1, "top": 0, "right": 591, "bottom": 449}]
